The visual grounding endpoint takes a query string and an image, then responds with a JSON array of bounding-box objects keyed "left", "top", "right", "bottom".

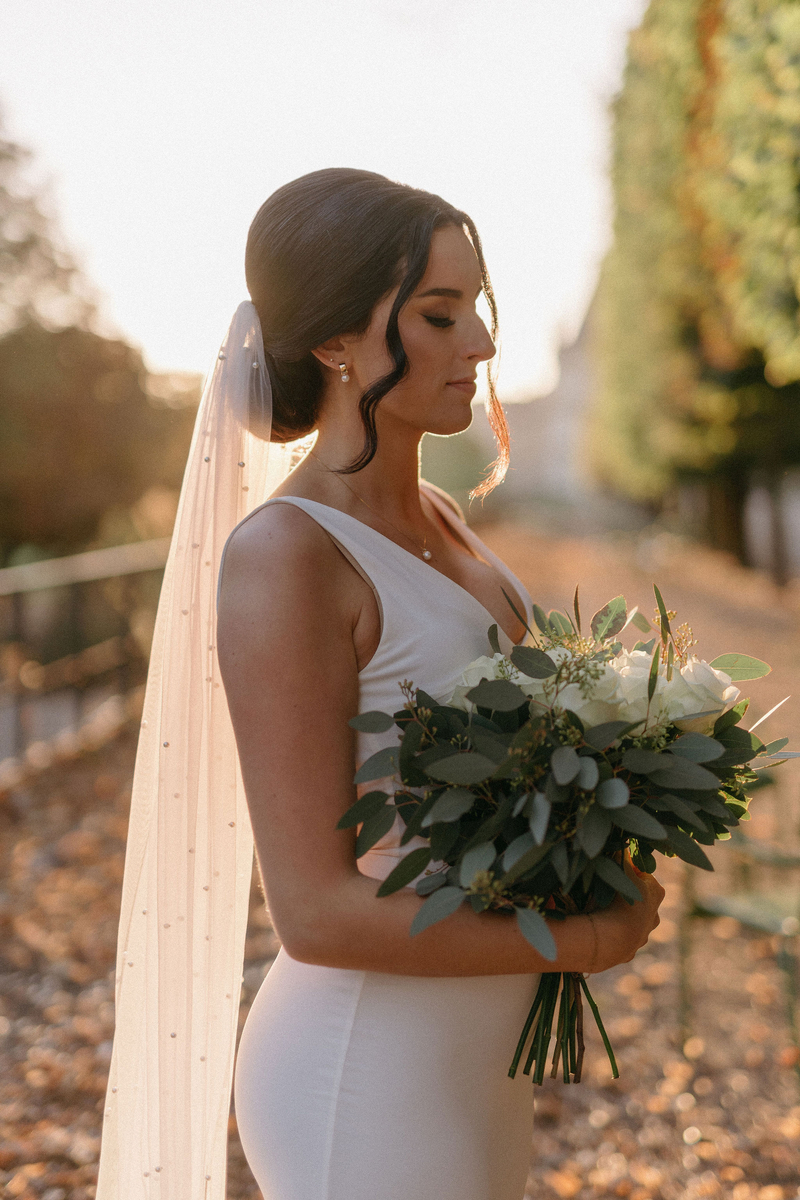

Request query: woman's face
[{"left": 340, "top": 223, "right": 497, "bottom": 438}]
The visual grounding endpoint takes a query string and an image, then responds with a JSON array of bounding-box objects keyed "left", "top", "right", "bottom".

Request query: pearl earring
[{"left": 338, "top": 362, "right": 350, "bottom": 383}]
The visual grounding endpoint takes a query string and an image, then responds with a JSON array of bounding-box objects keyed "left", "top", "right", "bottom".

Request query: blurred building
[{"left": 426, "top": 305, "right": 651, "bottom": 535}]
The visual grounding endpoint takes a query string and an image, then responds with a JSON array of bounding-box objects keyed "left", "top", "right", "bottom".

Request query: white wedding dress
[{"left": 232, "top": 488, "right": 539, "bottom": 1200}]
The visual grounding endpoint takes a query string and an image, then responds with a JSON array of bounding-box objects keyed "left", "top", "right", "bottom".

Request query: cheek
[{"left": 400, "top": 325, "right": 448, "bottom": 381}]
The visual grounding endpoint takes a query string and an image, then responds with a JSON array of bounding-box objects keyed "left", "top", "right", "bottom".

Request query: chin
[{"left": 427, "top": 404, "right": 474, "bottom": 438}]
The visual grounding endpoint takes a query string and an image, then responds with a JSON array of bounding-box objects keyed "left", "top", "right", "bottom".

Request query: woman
[{"left": 215, "top": 169, "right": 664, "bottom": 1200}]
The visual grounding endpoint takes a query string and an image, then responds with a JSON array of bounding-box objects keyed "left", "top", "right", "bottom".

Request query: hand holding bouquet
[{"left": 340, "top": 586, "right": 793, "bottom": 1084}]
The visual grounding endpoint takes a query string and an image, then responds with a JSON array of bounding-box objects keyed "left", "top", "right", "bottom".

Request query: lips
[{"left": 446, "top": 378, "right": 477, "bottom": 395}]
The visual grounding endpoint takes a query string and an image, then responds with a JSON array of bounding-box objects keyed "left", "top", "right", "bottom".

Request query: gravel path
[{"left": 0, "top": 522, "right": 798, "bottom": 1200}]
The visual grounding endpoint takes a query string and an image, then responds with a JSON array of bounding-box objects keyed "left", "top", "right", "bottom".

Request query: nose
[{"left": 466, "top": 314, "right": 496, "bottom": 365}]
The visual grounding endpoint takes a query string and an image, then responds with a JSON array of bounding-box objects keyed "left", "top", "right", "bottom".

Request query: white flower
[
  {"left": 609, "top": 649, "right": 739, "bottom": 734},
  {"left": 663, "top": 657, "right": 740, "bottom": 733},
  {"left": 610, "top": 649, "right": 663, "bottom": 728},
  {"left": 447, "top": 653, "right": 509, "bottom": 710},
  {"left": 447, "top": 652, "right": 545, "bottom": 711},
  {"left": 521, "top": 647, "right": 624, "bottom": 727}
]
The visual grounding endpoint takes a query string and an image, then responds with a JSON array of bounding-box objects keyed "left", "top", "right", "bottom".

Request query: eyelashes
[{"left": 424, "top": 315, "right": 455, "bottom": 329}]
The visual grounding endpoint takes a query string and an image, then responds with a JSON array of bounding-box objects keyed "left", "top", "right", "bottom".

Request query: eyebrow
[{"left": 416, "top": 287, "right": 463, "bottom": 299}]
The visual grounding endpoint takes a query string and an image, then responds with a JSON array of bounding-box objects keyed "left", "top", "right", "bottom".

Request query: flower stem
[
  {"left": 508, "top": 974, "right": 547, "bottom": 1079},
  {"left": 579, "top": 974, "right": 619, "bottom": 1079}
]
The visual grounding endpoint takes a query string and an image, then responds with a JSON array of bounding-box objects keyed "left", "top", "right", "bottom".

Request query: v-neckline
[{"left": 275, "top": 492, "right": 530, "bottom": 648}]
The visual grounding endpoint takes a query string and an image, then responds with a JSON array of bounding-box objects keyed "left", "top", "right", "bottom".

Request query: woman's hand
[{"left": 589, "top": 856, "right": 666, "bottom": 974}]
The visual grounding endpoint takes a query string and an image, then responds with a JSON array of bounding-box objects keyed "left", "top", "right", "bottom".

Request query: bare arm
[{"left": 217, "top": 504, "right": 664, "bottom": 976}]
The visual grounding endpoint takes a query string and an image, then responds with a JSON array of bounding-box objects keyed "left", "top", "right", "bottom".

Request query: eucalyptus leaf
[
  {"left": 410, "top": 886, "right": 465, "bottom": 935},
  {"left": 610, "top": 804, "right": 667, "bottom": 840},
  {"left": 653, "top": 584, "right": 671, "bottom": 642},
  {"left": 670, "top": 733, "right": 724, "bottom": 762},
  {"left": 591, "top": 595, "right": 627, "bottom": 642},
  {"left": 577, "top": 756, "right": 600, "bottom": 790},
  {"left": 650, "top": 792, "right": 709, "bottom": 831},
  {"left": 529, "top": 791, "right": 551, "bottom": 844},
  {"left": 532, "top": 603, "right": 551, "bottom": 634},
  {"left": 426, "top": 753, "right": 497, "bottom": 786},
  {"left": 502, "top": 831, "right": 536, "bottom": 871},
  {"left": 665, "top": 828, "right": 713, "bottom": 871},
  {"left": 515, "top": 907, "right": 557, "bottom": 961},
  {"left": 709, "top": 653, "right": 771, "bottom": 682},
  {"left": 593, "top": 855, "right": 642, "bottom": 904},
  {"left": 512, "top": 791, "right": 531, "bottom": 817},
  {"left": 577, "top": 804, "right": 612, "bottom": 858},
  {"left": 415, "top": 871, "right": 448, "bottom": 896},
  {"left": 470, "top": 728, "right": 511, "bottom": 763},
  {"left": 355, "top": 805, "right": 396, "bottom": 857},
  {"left": 760, "top": 737, "right": 789, "bottom": 756},
  {"left": 498, "top": 840, "right": 551, "bottom": 888},
  {"left": 337, "top": 789, "right": 390, "bottom": 830},
  {"left": 354, "top": 745, "right": 399, "bottom": 785},
  {"left": 648, "top": 642, "right": 661, "bottom": 702},
  {"left": 551, "top": 745, "right": 581, "bottom": 785},
  {"left": 459, "top": 842, "right": 497, "bottom": 887},
  {"left": 647, "top": 755, "right": 721, "bottom": 790},
  {"left": 585, "top": 720, "right": 634, "bottom": 751},
  {"left": 466, "top": 678, "right": 529, "bottom": 712},
  {"left": 629, "top": 608, "right": 652, "bottom": 634},
  {"left": 633, "top": 639, "right": 656, "bottom": 654},
  {"left": 551, "top": 840, "right": 569, "bottom": 884},
  {"left": 549, "top": 610, "right": 573, "bottom": 637},
  {"left": 421, "top": 787, "right": 477, "bottom": 827},
  {"left": 510, "top": 644, "right": 558, "bottom": 679},
  {"left": 487, "top": 623, "right": 502, "bottom": 656},
  {"left": 596, "top": 777, "right": 630, "bottom": 809},
  {"left": 348, "top": 710, "right": 395, "bottom": 733},
  {"left": 501, "top": 587, "right": 536, "bottom": 639},
  {"left": 376, "top": 846, "right": 432, "bottom": 895},
  {"left": 623, "top": 747, "right": 671, "bottom": 774},
  {"left": 712, "top": 724, "right": 765, "bottom": 767}
]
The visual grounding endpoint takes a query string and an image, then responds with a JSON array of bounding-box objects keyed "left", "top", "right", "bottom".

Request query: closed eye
[{"left": 424, "top": 315, "right": 455, "bottom": 328}]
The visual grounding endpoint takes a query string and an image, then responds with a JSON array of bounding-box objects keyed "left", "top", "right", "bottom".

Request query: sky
[{"left": 0, "top": 0, "right": 647, "bottom": 401}]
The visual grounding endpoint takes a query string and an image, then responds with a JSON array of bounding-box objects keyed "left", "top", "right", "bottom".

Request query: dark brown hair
[{"left": 245, "top": 168, "right": 508, "bottom": 495}]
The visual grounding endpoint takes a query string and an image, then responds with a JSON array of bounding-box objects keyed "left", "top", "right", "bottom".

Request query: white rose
[
  {"left": 664, "top": 657, "right": 740, "bottom": 733},
  {"left": 447, "top": 653, "right": 514, "bottom": 710},
  {"left": 610, "top": 649, "right": 665, "bottom": 729}
]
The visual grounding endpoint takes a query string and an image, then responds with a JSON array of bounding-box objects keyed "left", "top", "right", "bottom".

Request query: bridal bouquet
[{"left": 339, "top": 586, "right": 793, "bottom": 1085}]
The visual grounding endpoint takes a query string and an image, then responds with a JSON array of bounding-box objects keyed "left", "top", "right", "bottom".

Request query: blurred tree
[
  {"left": 0, "top": 108, "right": 93, "bottom": 335},
  {"left": 592, "top": 0, "right": 800, "bottom": 580},
  {"left": 0, "top": 324, "right": 197, "bottom": 563},
  {"left": 0, "top": 109, "right": 199, "bottom": 564}
]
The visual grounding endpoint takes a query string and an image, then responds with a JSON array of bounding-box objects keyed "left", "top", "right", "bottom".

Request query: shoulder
[
  {"left": 218, "top": 500, "right": 349, "bottom": 605},
  {"left": 419, "top": 480, "right": 466, "bottom": 524}
]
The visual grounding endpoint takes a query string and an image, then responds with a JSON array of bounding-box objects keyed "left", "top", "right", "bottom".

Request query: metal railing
[{"left": 0, "top": 538, "right": 170, "bottom": 763}]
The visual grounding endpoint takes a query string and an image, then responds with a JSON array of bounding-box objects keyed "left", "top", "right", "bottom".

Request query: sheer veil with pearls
[{"left": 96, "top": 302, "right": 294, "bottom": 1200}]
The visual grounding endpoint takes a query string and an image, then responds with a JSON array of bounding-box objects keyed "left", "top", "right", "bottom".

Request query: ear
[{"left": 310, "top": 337, "right": 347, "bottom": 372}]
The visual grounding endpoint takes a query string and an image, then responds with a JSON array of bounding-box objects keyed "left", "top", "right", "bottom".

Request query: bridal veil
[{"left": 97, "top": 302, "right": 293, "bottom": 1199}]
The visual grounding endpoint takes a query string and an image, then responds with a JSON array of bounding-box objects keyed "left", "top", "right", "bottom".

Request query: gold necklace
[{"left": 309, "top": 448, "right": 433, "bottom": 562}]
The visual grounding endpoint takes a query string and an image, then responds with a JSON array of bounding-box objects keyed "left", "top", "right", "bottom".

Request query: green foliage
[
  {"left": 0, "top": 110, "right": 93, "bottom": 335},
  {"left": 0, "top": 112, "right": 201, "bottom": 560},
  {"left": 0, "top": 323, "right": 198, "bottom": 560},
  {"left": 592, "top": 0, "right": 800, "bottom": 509}
]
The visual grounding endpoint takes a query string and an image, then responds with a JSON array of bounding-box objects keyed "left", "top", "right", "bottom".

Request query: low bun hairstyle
[{"left": 245, "top": 168, "right": 509, "bottom": 496}]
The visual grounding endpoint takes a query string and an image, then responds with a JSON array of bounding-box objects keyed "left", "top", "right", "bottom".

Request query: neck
[{"left": 312, "top": 412, "right": 425, "bottom": 523}]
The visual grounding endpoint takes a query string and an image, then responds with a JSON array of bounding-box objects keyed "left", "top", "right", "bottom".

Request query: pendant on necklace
[{"left": 422, "top": 549, "right": 433, "bottom": 561}]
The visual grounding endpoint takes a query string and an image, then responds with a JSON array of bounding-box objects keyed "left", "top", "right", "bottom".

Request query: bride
[{"left": 98, "top": 168, "right": 663, "bottom": 1200}]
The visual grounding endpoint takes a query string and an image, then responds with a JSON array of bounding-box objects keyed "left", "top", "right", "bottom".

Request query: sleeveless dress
[{"left": 231, "top": 490, "right": 540, "bottom": 1200}]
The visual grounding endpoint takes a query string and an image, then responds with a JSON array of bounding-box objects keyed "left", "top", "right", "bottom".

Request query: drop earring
[{"left": 338, "top": 362, "right": 350, "bottom": 383}]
